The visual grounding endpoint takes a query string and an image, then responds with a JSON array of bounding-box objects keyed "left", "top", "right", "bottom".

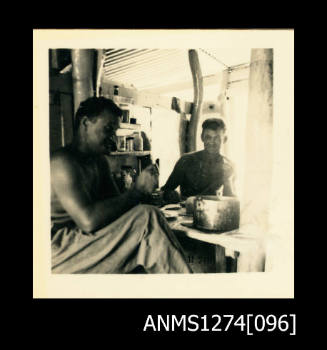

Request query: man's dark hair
[
  {"left": 74, "top": 96, "right": 122, "bottom": 130},
  {"left": 202, "top": 118, "right": 226, "bottom": 132}
]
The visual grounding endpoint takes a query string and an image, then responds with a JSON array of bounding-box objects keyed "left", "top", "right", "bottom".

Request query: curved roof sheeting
[{"left": 102, "top": 48, "right": 250, "bottom": 91}]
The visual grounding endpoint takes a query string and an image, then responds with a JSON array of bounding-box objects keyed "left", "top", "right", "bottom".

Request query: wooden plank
[
  {"left": 102, "top": 78, "right": 193, "bottom": 114},
  {"left": 136, "top": 92, "right": 193, "bottom": 114},
  {"left": 109, "top": 151, "right": 151, "bottom": 156},
  {"left": 59, "top": 93, "right": 74, "bottom": 145}
]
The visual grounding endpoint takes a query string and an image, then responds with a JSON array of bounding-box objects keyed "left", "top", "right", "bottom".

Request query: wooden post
[
  {"left": 178, "top": 112, "right": 188, "bottom": 155},
  {"left": 241, "top": 49, "right": 273, "bottom": 235},
  {"left": 96, "top": 49, "right": 104, "bottom": 96},
  {"left": 71, "top": 49, "right": 94, "bottom": 114},
  {"left": 188, "top": 50, "right": 203, "bottom": 152},
  {"left": 50, "top": 49, "right": 59, "bottom": 70},
  {"left": 172, "top": 96, "right": 188, "bottom": 156},
  {"left": 96, "top": 49, "right": 104, "bottom": 74}
]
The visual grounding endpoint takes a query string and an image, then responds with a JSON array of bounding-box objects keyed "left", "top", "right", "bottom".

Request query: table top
[{"left": 160, "top": 204, "right": 265, "bottom": 253}]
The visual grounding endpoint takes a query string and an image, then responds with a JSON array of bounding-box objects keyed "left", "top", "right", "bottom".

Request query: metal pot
[
  {"left": 193, "top": 195, "right": 240, "bottom": 232},
  {"left": 185, "top": 196, "right": 196, "bottom": 215}
]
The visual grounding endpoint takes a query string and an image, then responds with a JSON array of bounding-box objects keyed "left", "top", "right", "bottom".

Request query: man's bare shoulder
[
  {"left": 222, "top": 156, "right": 236, "bottom": 175},
  {"left": 50, "top": 147, "right": 79, "bottom": 178},
  {"left": 222, "top": 155, "right": 234, "bottom": 167},
  {"left": 179, "top": 150, "right": 204, "bottom": 162},
  {"left": 51, "top": 147, "right": 72, "bottom": 164}
]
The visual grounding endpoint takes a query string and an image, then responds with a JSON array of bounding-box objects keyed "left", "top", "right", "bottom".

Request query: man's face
[
  {"left": 85, "top": 110, "right": 120, "bottom": 154},
  {"left": 201, "top": 128, "right": 226, "bottom": 155}
]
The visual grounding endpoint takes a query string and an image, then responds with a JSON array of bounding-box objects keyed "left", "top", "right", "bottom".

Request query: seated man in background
[
  {"left": 50, "top": 97, "right": 192, "bottom": 274},
  {"left": 161, "top": 118, "right": 236, "bottom": 203}
]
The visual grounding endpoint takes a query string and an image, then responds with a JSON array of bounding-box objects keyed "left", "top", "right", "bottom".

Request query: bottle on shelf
[{"left": 133, "top": 131, "right": 143, "bottom": 152}]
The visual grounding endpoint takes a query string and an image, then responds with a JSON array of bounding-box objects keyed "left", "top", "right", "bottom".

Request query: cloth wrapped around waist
[
  {"left": 51, "top": 216, "right": 77, "bottom": 237},
  {"left": 50, "top": 204, "right": 192, "bottom": 274}
]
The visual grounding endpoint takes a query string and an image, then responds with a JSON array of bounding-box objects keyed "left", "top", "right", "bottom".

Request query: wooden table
[{"left": 161, "top": 205, "right": 266, "bottom": 273}]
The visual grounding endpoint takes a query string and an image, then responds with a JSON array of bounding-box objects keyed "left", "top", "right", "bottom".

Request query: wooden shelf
[
  {"left": 119, "top": 122, "right": 141, "bottom": 130},
  {"left": 109, "top": 151, "right": 151, "bottom": 156},
  {"left": 106, "top": 95, "right": 134, "bottom": 105}
]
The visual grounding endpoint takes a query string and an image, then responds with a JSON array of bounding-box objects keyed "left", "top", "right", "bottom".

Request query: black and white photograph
[{"left": 33, "top": 29, "right": 294, "bottom": 298}]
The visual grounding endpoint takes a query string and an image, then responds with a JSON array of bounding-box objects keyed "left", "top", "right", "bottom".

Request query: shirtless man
[
  {"left": 50, "top": 97, "right": 192, "bottom": 274},
  {"left": 161, "top": 118, "right": 236, "bottom": 203}
]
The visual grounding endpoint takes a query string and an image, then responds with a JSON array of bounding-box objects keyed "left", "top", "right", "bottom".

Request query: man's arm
[
  {"left": 97, "top": 155, "right": 121, "bottom": 197},
  {"left": 161, "top": 158, "right": 185, "bottom": 203},
  {"left": 51, "top": 155, "right": 156, "bottom": 233},
  {"left": 222, "top": 159, "right": 236, "bottom": 197},
  {"left": 161, "top": 157, "right": 185, "bottom": 192},
  {"left": 222, "top": 177, "right": 235, "bottom": 196}
]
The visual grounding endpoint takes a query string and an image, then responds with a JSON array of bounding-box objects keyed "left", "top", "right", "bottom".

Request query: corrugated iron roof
[{"left": 102, "top": 48, "right": 250, "bottom": 91}]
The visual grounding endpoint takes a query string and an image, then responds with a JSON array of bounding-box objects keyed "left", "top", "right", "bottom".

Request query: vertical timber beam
[
  {"left": 242, "top": 49, "right": 273, "bottom": 235},
  {"left": 188, "top": 49, "right": 203, "bottom": 152},
  {"left": 96, "top": 49, "right": 104, "bottom": 97},
  {"left": 50, "top": 49, "right": 59, "bottom": 70},
  {"left": 178, "top": 112, "right": 188, "bottom": 155},
  {"left": 172, "top": 96, "right": 188, "bottom": 156},
  {"left": 71, "top": 49, "right": 94, "bottom": 114}
]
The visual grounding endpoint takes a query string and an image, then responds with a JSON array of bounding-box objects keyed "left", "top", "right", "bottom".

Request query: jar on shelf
[
  {"left": 116, "top": 135, "right": 126, "bottom": 152},
  {"left": 126, "top": 137, "right": 134, "bottom": 152}
]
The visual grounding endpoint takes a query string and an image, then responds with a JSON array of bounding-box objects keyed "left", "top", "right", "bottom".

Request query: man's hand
[
  {"left": 163, "top": 190, "right": 180, "bottom": 204},
  {"left": 134, "top": 164, "right": 159, "bottom": 195}
]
